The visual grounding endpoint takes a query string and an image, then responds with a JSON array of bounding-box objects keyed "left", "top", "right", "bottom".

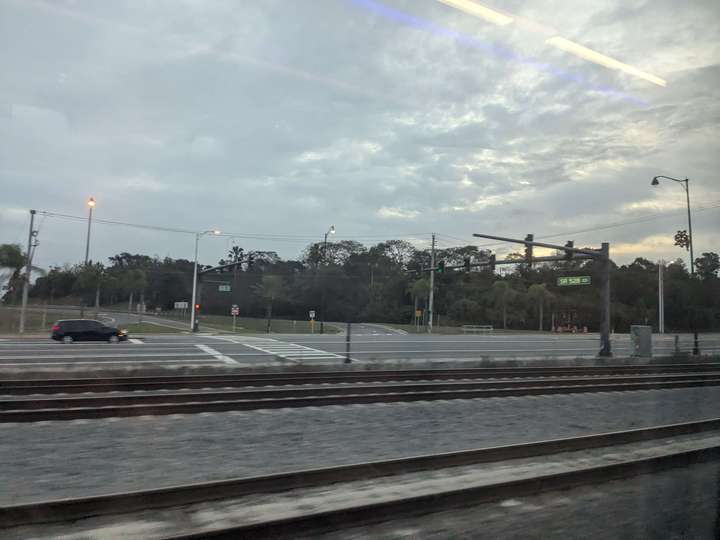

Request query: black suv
[{"left": 51, "top": 319, "right": 128, "bottom": 343}]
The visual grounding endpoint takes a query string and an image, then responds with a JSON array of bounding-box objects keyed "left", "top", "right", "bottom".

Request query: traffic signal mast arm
[
  {"left": 472, "top": 233, "right": 602, "bottom": 258},
  {"left": 199, "top": 261, "right": 243, "bottom": 275},
  {"left": 418, "top": 252, "right": 592, "bottom": 273}
]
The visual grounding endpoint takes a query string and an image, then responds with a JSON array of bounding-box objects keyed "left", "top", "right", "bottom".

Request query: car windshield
[{"left": 1, "top": 1, "right": 719, "bottom": 538}]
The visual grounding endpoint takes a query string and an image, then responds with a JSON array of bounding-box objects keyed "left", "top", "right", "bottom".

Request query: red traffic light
[{"left": 194, "top": 304, "right": 201, "bottom": 311}]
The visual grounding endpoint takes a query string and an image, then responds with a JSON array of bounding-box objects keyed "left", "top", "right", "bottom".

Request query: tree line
[{"left": 1, "top": 241, "right": 719, "bottom": 332}]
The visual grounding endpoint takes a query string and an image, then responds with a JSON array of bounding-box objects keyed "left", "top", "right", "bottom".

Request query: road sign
[
  {"left": 218, "top": 284, "right": 231, "bottom": 292},
  {"left": 557, "top": 276, "right": 591, "bottom": 286},
  {"left": 174, "top": 301, "right": 189, "bottom": 309},
  {"left": 309, "top": 310, "right": 316, "bottom": 319},
  {"left": 231, "top": 306, "right": 239, "bottom": 316}
]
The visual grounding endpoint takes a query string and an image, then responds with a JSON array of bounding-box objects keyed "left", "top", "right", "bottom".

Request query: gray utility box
[{"left": 630, "top": 325, "right": 653, "bottom": 357}]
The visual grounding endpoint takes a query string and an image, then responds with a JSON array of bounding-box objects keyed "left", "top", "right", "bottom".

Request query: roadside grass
[
  {"left": 162, "top": 312, "right": 339, "bottom": 334},
  {"left": 387, "top": 323, "right": 465, "bottom": 335},
  {"left": 386, "top": 323, "right": 564, "bottom": 335},
  {"left": 122, "top": 322, "right": 185, "bottom": 334},
  {"left": 0, "top": 307, "right": 83, "bottom": 333}
]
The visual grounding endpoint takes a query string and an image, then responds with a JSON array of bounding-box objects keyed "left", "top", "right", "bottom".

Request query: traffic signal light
[
  {"left": 564, "top": 240, "right": 574, "bottom": 260},
  {"left": 436, "top": 260, "right": 445, "bottom": 273},
  {"left": 464, "top": 257, "right": 471, "bottom": 272},
  {"left": 194, "top": 303, "right": 200, "bottom": 312},
  {"left": 524, "top": 234, "right": 534, "bottom": 265},
  {"left": 489, "top": 254, "right": 496, "bottom": 273}
]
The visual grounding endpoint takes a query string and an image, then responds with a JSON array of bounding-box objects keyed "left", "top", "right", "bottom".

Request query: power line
[
  {"left": 436, "top": 202, "right": 720, "bottom": 248},
  {"left": 34, "top": 200, "right": 720, "bottom": 251},
  {"left": 36, "top": 211, "right": 431, "bottom": 243}
]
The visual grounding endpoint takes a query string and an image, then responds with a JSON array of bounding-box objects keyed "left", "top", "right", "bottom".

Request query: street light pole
[
  {"left": 190, "top": 229, "right": 220, "bottom": 332},
  {"left": 80, "top": 197, "right": 96, "bottom": 317},
  {"left": 320, "top": 225, "right": 335, "bottom": 335},
  {"left": 651, "top": 175, "right": 699, "bottom": 354}
]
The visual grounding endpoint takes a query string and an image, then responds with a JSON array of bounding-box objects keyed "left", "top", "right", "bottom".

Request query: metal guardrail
[{"left": 461, "top": 325, "right": 493, "bottom": 334}]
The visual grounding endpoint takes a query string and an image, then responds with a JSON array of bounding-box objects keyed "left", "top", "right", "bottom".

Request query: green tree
[
  {"left": 528, "top": 283, "right": 554, "bottom": 331},
  {"left": 253, "top": 275, "right": 285, "bottom": 332},
  {"left": 407, "top": 278, "right": 430, "bottom": 324},
  {"left": 0, "top": 244, "right": 26, "bottom": 303},
  {"left": 695, "top": 252, "right": 720, "bottom": 280},
  {"left": 486, "top": 281, "right": 514, "bottom": 329},
  {"left": 122, "top": 269, "right": 148, "bottom": 312}
]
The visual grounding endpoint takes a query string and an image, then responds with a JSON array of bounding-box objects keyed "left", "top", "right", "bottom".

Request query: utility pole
[
  {"left": 190, "top": 233, "right": 200, "bottom": 332},
  {"left": 658, "top": 260, "right": 665, "bottom": 334},
  {"left": 428, "top": 233, "right": 435, "bottom": 334},
  {"left": 18, "top": 209, "right": 37, "bottom": 334}
]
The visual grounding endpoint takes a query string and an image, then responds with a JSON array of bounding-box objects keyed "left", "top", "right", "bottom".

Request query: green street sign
[{"left": 557, "top": 276, "right": 591, "bottom": 286}]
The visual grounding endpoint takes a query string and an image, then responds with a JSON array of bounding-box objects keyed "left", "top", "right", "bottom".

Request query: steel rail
[
  {"left": 2, "top": 377, "right": 720, "bottom": 422},
  {"left": 3, "top": 373, "right": 719, "bottom": 411},
  {"left": 1, "top": 418, "right": 718, "bottom": 530},
  {"left": 169, "top": 446, "right": 719, "bottom": 539},
  {"left": 3, "top": 363, "right": 720, "bottom": 395}
]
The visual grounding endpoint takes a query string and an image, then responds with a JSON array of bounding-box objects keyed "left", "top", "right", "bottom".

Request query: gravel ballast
[{"left": 1, "top": 386, "right": 719, "bottom": 504}]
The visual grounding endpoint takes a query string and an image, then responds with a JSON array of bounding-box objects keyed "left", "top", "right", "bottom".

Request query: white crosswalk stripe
[{"left": 212, "top": 336, "right": 344, "bottom": 363}]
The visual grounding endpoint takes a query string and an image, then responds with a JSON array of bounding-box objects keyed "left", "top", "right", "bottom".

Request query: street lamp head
[
  {"left": 329, "top": 225, "right": 336, "bottom": 235},
  {"left": 87, "top": 197, "right": 96, "bottom": 207},
  {"left": 651, "top": 177, "right": 660, "bottom": 186}
]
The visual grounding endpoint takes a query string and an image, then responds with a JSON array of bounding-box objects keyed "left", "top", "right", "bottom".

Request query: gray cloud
[{"left": 1, "top": 0, "right": 719, "bottom": 271}]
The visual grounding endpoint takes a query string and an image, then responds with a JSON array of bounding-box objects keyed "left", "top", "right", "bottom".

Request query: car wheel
[
  {"left": 62, "top": 336, "right": 74, "bottom": 344},
  {"left": 108, "top": 335, "right": 120, "bottom": 343}
]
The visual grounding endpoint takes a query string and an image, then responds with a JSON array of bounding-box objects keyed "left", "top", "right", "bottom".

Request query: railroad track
[
  {"left": 2, "top": 372, "right": 720, "bottom": 422},
  {"left": 3, "top": 418, "right": 719, "bottom": 538},
  {"left": 2, "top": 362, "right": 720, "bottom": 395}
]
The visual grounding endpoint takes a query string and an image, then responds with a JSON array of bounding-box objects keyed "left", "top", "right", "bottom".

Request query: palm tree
[
  {"left": 528, "top": 283, "right": 554, "bottom": 331},
  {"left": 406, "top": 278, "right": 430, "bottom": 328},
  {"left": 0, "top": 243, "right": 44, "bottom": 304},
  {"left": 123, "top": 269, "right": 147, "bottom": 314},
  {"left": 253, "top": 275, "right": 285, "bottom": 333},
  {"left": 487, "top": 281, "right": 514, "bottom": 329}
]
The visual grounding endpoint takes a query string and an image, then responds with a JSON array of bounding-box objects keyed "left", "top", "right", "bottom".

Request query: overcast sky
[{"left": 1, "top": 0, "right": 719, "bottom": 270}]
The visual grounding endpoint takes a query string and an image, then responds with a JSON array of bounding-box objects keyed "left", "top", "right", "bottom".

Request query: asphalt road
[{"left": 0, "top": 332, "right": 718, "bottom": 368}]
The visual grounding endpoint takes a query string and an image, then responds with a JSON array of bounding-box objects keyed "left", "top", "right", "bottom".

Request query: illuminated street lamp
[
  {"left": 84, "top": 197, "right": 96, "bottom": 266},
  {"left": 651, "top": 175, "right": 698, "bottom": 354},
  {"left": 190, "top": 229, "right": 221, "bottom": 332},
  {"left": 80, "top": 197, "right": 96, "bottom": 317}
]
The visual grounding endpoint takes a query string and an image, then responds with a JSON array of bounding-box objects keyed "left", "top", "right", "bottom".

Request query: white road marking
[
  {"left": 0, "top": 359, "right": 226, "bottom": 366},
  {"left": 128, "top": 338, "right": 143, "bottom": 344},
  {"left": 195, "top": 344, "right": 239, "bottom": 365},
  {"left": 225, "top": 337, "right": 346, "bottom": 363},
  {"left": 0, "top": 351, "right": 224, "bottom": 360}
]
